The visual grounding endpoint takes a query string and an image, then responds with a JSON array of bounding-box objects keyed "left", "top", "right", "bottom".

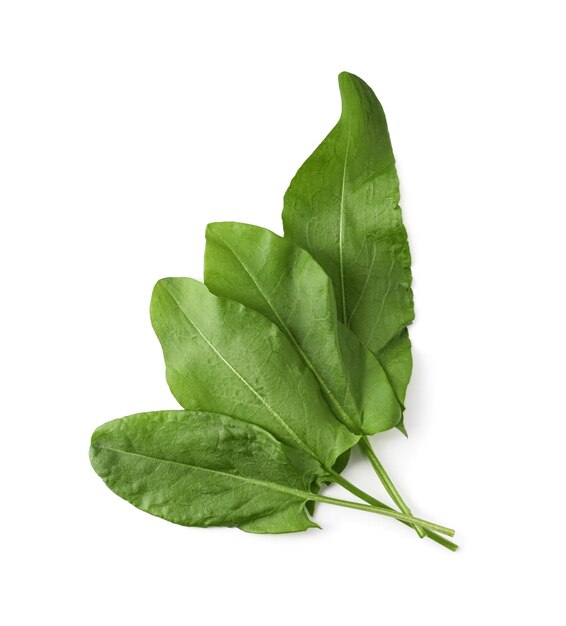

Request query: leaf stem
[
  {"left": 308, "top": 491, "right": 454, "bottom": 537},
  {"left": 328, "top": 469, "right": 458, "bottom": 551},
  {"left": 359, "top": 435, "right": 426, "bottom": 538}
]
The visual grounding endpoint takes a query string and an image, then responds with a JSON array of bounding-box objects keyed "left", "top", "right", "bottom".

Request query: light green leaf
[
  {"left": 282, "top": 71, "right": 414, "bottom": 408},
  {"left": 90, "top": 410, "right": 323, "bottom": 532},
  {"left": 239, "top": 504, "right": 320, "bottom": 534},
  {"left": 335, "top": 321, "right": 402, "bottom": 434},
  {"left": 150, "top": 277, "right": 359, "bottom": 470},
  {"left": 204, "top": 221, "right": 401, "bottom": 434},
  {"left": 377, "top": 328, "right": 412, "bottom": 407}
]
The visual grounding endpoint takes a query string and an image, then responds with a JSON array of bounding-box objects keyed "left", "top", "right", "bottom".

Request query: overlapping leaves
[
  {"left": 283, "top": 71, "right": 414, "bottom": 409},
  {"left": 89, "top": 72, "right": 455, "bottom": 548}
]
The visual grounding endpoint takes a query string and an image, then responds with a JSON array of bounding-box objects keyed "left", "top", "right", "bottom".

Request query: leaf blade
[
  {"left": 204, "top": 222, "right": 401, "bottom": 434},
  {"left": 90, "top": 410, "right": 324, "bottom": 532},
  {"left": 282, "top": 71, "right": 414, "bottom": 404},
  {"left": 150, "top": 277, "right": 359, "bottom": 469}
]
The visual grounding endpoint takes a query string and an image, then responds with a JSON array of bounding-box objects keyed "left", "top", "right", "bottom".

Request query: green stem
[
  {"left": 359, "top": 435, "right": 426, "bottom": 538},
  {"left": 309, "top": 491, "right": 454, "bottom": 537},
  {"left": 329, "top": 470, "right": 458, "bottom": 551}
]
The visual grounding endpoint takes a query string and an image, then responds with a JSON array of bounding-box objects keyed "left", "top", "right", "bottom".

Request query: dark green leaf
[
  {"left": 282, "top": 71, "right": 414, "bottom": 409},
  {"left": 150, "top": 277, "right": 359, "bottom": 470},
  {"left": 204, "top": 222, "right": 401, "bottom": 435},
  {"left": 90, "top": 410, "right": 324, "bottom": 532}
]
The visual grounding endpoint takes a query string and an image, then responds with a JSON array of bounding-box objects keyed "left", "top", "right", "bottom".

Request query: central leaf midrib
[
  {"left": 96, "top": 444, "right": 310, "bottom": 501},
  {"left": 338, "top": 117, "right": 352, "bottom": 325},
  {"left": 214, "top": 234, "right": 358, "bottom": 434},
  {"left": 161, "top": 282, "right": 318, "bottom": 460}
]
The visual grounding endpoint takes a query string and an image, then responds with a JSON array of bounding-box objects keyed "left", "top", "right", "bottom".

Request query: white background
[{"left": 1, "top": 1, "right": 565, "bottom": 624}]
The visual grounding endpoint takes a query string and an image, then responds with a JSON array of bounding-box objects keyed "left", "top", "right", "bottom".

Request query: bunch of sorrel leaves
[{"left": 90, "top": 72, "right": 457, "bottom": 550}]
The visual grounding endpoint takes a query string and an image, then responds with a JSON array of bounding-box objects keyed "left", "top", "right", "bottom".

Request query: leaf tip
[{"left": 396, "top": 419, "right": 408, "bottom": 438}]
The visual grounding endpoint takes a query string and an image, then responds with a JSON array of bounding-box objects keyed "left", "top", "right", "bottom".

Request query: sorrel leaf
[
  {"left": 90, "top": 410, "right": 323, "bottom": 532},
  {"left": 282, "top": 71, "right": 414, "bottom": 406},
  {"left": 90, "top": 410, "right": 454, "bottom": 536},
  {"left": 204, "top": 222, "right": 401, "bottom": 435},
  {"left": 150, "top": 277, "right": 359, "bottom": 469}
]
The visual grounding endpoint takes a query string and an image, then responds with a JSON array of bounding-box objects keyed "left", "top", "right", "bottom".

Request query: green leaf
[
  {"left": 90, "top": 411, "right": 455, "bottom": 539},
  {"left": 204, "top": 222, "right": 401, "bottom": 435},
  {"left": 282, "top": 71, "right": 414, "bottom": 407},
  {"left": 239, "top": 504, "right": 320, "bottom": 534},
  {"left": 150, "top": 277, "right": 359, "bottom": 470},
  {"left": 331, "top": 448, "right": 351, "bottom": 476},
  {"left": 90, "top": 410, "right": 323, "bottom": 532},
  {"left": 335, "top": 322, "right": 403, "bottom": 433},
  {"left": 377, "top": 328, "right": 412, "bottom": 407}
]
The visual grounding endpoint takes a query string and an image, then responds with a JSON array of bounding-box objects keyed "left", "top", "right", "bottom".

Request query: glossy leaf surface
[
  {"left": 150, "top": 277, "right": 359, "bottom": 469},
  {"left": 204, "top": 221, "right": 401, "bottom": 434},
  {"left": 90, "top": 410, "right": 323, "bottom": 533}
]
